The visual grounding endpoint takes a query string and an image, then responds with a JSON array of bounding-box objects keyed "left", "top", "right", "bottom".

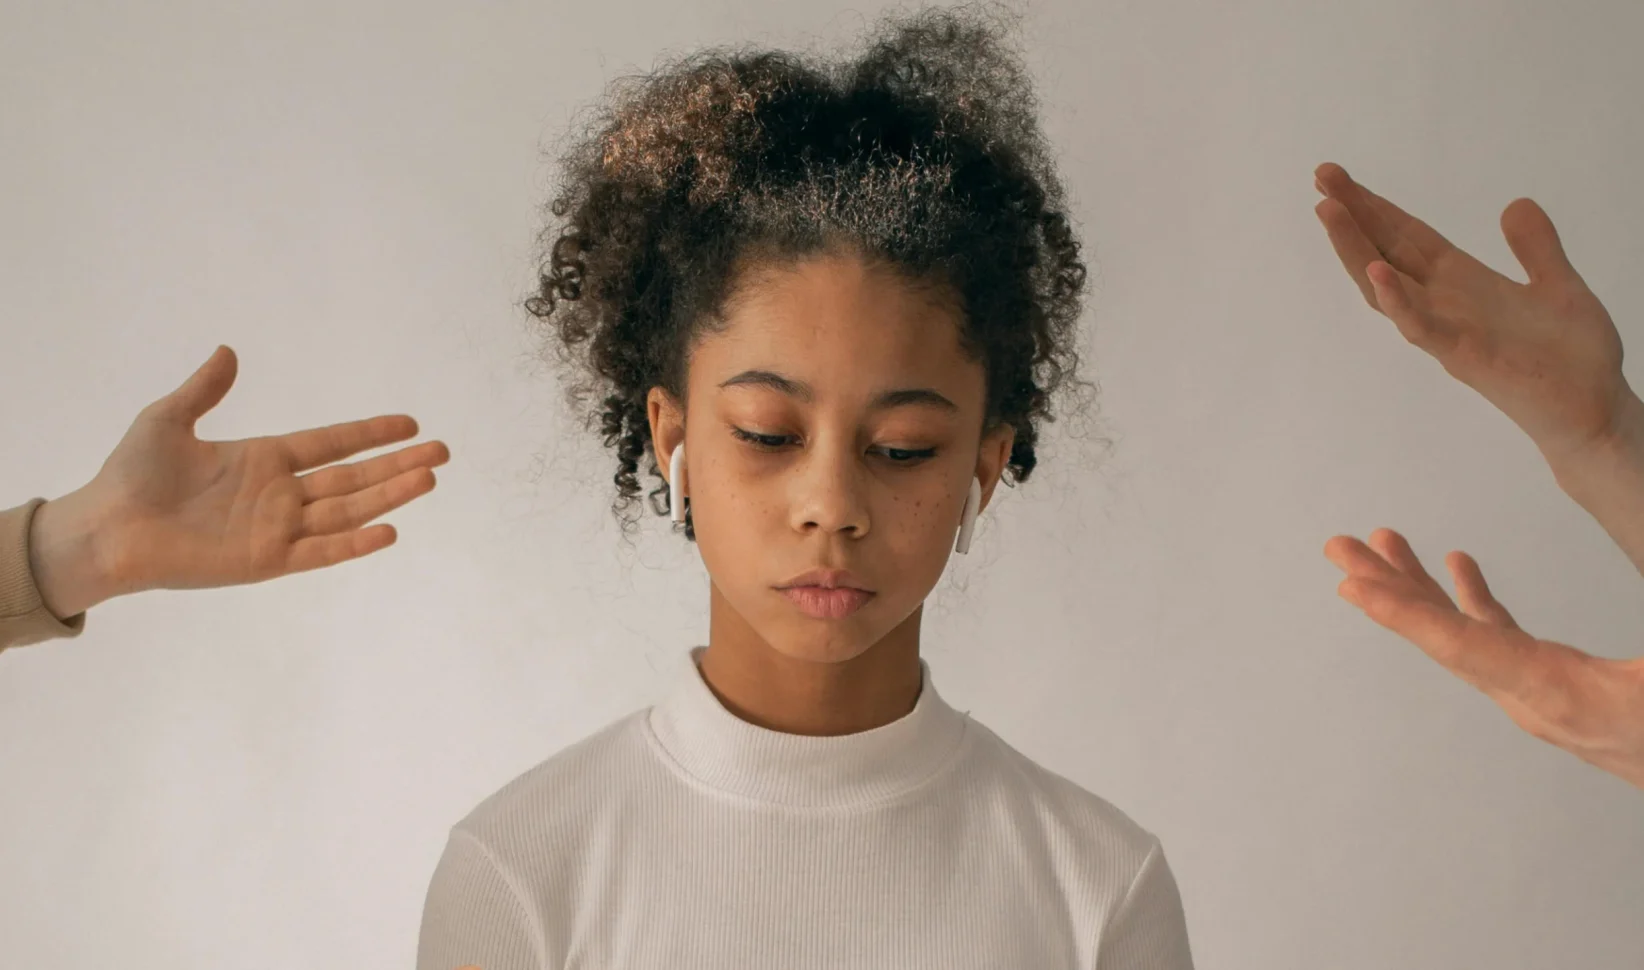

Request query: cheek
[
  {"left": 887, "top": 484, "right": 945, "bottom": 530},
  {"left": 687, "top": 459, "right": 775, "bottom": 527},
  {"left": 684, "top": 461, "right": 778, "bottom": 564},
  {"left": 882, "top": 483, "right": 962, "bottom": 561},
  {"left": 688, "top": 476, "right": 786, "bottom": 611}
]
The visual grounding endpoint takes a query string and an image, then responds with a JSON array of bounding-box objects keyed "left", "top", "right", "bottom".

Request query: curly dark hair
[{"left": 523, "top": 3, "right": 1098, "bottom": 544}]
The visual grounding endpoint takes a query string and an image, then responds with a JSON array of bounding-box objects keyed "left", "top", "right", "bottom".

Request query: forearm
[
  {"left": 27, "top": 486, "right": 121, "bottom": 621},
  {"left": 1542, "top": 387, "right": 1644, "bottom": 580}
]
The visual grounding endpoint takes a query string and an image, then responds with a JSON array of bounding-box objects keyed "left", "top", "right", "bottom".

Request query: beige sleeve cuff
[{"left": 0, "top": 497, "right": 89, "bottom": 653}]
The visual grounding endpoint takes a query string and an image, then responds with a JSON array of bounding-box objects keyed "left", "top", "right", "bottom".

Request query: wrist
[
  {"left": 1542, "top": 386, "right": 1644, "bottom": 483},
  {"left": 1539, "top": 384, "right": 1644, "bottom": 580},
  {"left": 27, "top": 485, "right": 122, "bottom": 620}
]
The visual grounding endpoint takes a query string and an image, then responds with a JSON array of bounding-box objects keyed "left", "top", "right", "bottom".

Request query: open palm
[
  {"left": 1326, "top": 528, "right": 1644, "bottom": 789},
  {"left": 88, "top": 345, "right": 450, "bottom": 596}
]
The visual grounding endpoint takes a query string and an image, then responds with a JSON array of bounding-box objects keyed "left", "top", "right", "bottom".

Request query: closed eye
[{"left": 729, "top": 427, "right": 937, "bottom": 465}]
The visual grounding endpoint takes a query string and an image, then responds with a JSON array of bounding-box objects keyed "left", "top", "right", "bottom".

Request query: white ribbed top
[{"left": 416, "top": 646, "right": 1194, "bottom": 969}]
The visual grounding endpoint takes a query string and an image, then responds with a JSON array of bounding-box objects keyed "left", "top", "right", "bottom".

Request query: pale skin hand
[
  {"left": 81, "top": 345, "right": 450, "bottom": 598},
  {"left": 1310, "top": 161, "right": 1644, "bottom": 790}
]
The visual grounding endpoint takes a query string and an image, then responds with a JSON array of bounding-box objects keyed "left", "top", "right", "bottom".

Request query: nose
[{"left": 787, "top": 439, "right": 870, "bottom": 540}]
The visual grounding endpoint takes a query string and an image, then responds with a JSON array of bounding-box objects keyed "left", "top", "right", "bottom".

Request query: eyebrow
[{"left": 718, "top": 369, "right": 959, "bottom": 413}]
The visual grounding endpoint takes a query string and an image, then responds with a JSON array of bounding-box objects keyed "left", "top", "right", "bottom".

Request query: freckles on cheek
[{"left": 893, "top": 492, "right": 945, "bottom": 538}]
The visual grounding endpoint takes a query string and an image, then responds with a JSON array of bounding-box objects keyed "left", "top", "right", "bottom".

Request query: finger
[
  {"left": 283, "top": 522, "right": 400, "bottom": 576},
  {"left": 1343, "top": 576, "right": 1547, "bottom": 699},
  {"left": 1371, "top": 531, "right": 1524, "bottom": 630},
  {"left": 298, "top": 439, "right": 451, "bottom": 503},
  {"left": 1366, "top": 528, "right": 1455, "bottom": 607},
  {"left": 278, "top": 414, "right": 424, "bottom": 472},
  {"left": 1499, "top": 196, "right": 1582, "bottom": 289},
  {"left": 300, "top": 466, "right": 438, "bottom": 539},
  {"left": 1313, "top": 196, "right": 1443, "bottom": 341},
  {"left": 1445, "top": 550, "right": 1522, "bottom": 630},
  {"left": 1324, "top": 534, "right": 1421, "bottom": 590},
  {"left": 1365, "top": 259, "right": 1456, "bottom": 356},
  {"left": 151, "top": 345, "right": 238, "bottom": 428},
  {"left": 1314, "top": 198, "right": 1445, "bottom": 346},
  {"left": 283, "top": 465, "right": 439, "bottom": 573},
  {"left": 1315, "top": 197, "right": 1389, "bottom": 310},
  {"left": 1314, "top": 163, "right": 1451, "bottom": 275}
]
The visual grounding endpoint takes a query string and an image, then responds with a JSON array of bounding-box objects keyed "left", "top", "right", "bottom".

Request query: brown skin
[{"left": 646, "top": 249, "right": 1014, "bottom": 737}]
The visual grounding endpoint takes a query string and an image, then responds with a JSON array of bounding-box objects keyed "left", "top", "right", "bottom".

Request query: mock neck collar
[{"left": 646, "top": 646, "right": 971, "bottom": 810}]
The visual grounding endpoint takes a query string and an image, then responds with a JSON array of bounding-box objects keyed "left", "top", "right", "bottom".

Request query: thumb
[
  {"left": 1447, "top": 551, "right": 1522, "bottom": 631},
  {"left": 1501, "top": 197, "right": 1583, "bottom": 289},
  {"left": 152, "top": 345, "right": 237, "bottom": 428}
]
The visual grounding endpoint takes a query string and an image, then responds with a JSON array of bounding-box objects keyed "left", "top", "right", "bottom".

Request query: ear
[
  {"left": 647, "top": 385, "right": 686, "bottom": 486},
  {"left": 974, "top": 420, "right": 1016, "bottom": 516}
]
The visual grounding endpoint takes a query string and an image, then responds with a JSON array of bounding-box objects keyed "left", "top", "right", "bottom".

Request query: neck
[{"left": 699, "top": 579, "right": 924, "bottom": 737}]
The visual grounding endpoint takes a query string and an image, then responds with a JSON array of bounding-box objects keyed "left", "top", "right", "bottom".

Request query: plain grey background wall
[{"left": 2, "top": 0, "right": 1640, "bottom": 966}]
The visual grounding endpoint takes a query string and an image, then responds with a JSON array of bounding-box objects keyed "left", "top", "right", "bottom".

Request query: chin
[{"left": 763, "top": 621, "right": 881, "bottom": 664}]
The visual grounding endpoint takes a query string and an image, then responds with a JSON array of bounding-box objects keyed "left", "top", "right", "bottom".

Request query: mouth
[{"left": 778, "top": 585, "right": 875, "bottom": 620}]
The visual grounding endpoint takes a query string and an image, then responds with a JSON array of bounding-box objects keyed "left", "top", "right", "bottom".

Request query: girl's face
[{"left": 647, "top": 249, "right": 1015, "bottom": 668}]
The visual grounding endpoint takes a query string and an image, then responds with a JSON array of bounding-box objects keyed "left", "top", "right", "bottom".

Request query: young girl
[
  {"left": 7, "top": 4, "right": 1640, "bottom": 969},
  {"left": 413, "top": 9, "right": 1194, "bottom": 968}
]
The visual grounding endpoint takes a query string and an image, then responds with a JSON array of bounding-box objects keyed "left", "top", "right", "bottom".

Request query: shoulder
[
  {"left": 448, "top": 707, "right": 651, "bottom": 852},
  {"left": 960, "top": 715, "right": 1163, "bottom": 873}
]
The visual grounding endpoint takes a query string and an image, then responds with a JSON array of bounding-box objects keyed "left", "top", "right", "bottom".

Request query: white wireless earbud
[
  {"left": 955, "top": 476, "right": 982, "bottom": 554},
  {"left": 669, "top": 443, "right": 687, "bottom": 523}
]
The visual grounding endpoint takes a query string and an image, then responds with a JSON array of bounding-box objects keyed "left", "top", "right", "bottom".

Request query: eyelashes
[{"left": 729, "top": 426, "right": 937, "bottom": 465}]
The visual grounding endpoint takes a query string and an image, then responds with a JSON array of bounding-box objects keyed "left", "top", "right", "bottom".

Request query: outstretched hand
[
  {"left": 85, "top": 345, "right": 450, "bottom": 597},
  {"left": 1310, "top": 162, "right": 1629, "bottom": 465},
  {"left": 1312, "top": 162, "right": 1644, "bottom": 790},
  {"left": 1325, "top": 528, "right": 1644, "bottom": 789}
]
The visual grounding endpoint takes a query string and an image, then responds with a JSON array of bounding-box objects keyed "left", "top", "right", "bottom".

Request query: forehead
[{"left": 695, "top": 251, "right": 972, "bottom": 385}]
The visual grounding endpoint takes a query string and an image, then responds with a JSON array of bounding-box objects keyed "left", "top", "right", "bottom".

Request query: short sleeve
[
  {"left": 1095, "top": 837, "right": 1195, "bottom": 970},
  {"left": 417, "top": 827, "right": 547, "bottom": 970}
]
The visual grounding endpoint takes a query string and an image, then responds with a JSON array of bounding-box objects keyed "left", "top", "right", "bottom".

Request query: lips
[
  {"left": 780, "top": 586, "right": 875, "bottom": 619},
  {"left": 776, "top": 566, "right": 873, "bottom": 591}
]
